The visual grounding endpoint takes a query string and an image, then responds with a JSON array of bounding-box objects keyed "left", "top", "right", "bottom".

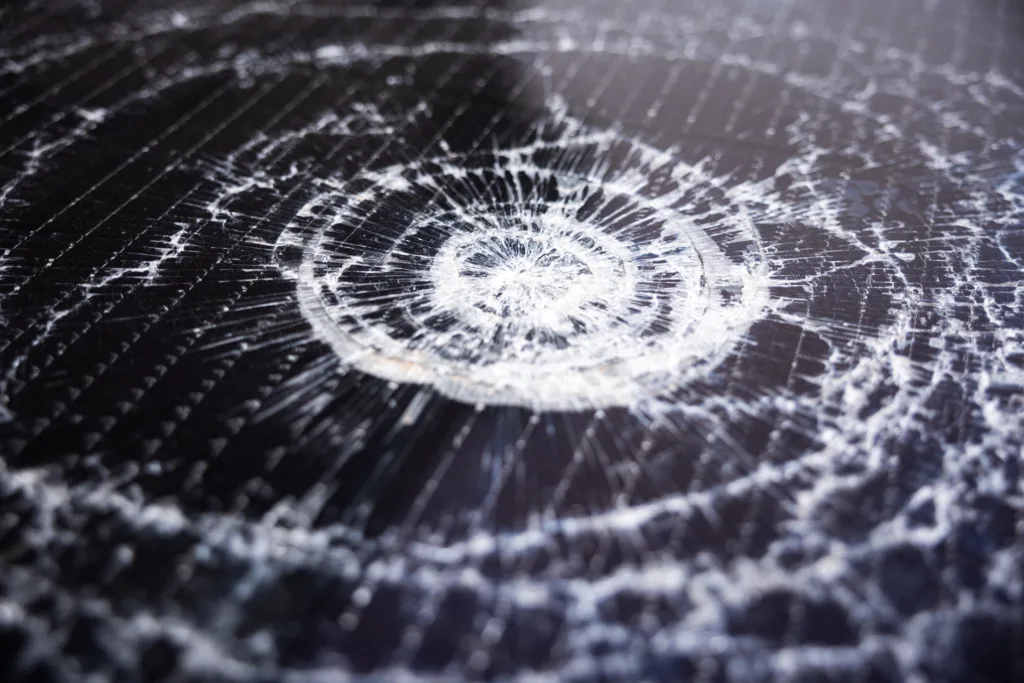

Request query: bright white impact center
[{"left": 430, "top": 221, "right": 639, "bottom": 355}]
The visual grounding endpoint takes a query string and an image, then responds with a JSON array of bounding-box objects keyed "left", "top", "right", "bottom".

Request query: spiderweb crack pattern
[{"left": 0, "top": 0, "right": 1022, "bottom": 681}]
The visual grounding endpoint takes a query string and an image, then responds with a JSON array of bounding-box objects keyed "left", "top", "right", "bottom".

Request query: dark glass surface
[{"left": 0, "top": 0, "right": 1022, "bottom": 681}]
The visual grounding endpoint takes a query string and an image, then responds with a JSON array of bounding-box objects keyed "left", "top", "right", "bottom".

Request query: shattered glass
[{"left": 0, "top": 0, "right": 1022, "bottom": 680}]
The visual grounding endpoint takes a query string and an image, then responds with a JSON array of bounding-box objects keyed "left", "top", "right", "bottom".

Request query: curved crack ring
[{"left": 284, "top": 130, "right": 769, "bottom": 410}]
